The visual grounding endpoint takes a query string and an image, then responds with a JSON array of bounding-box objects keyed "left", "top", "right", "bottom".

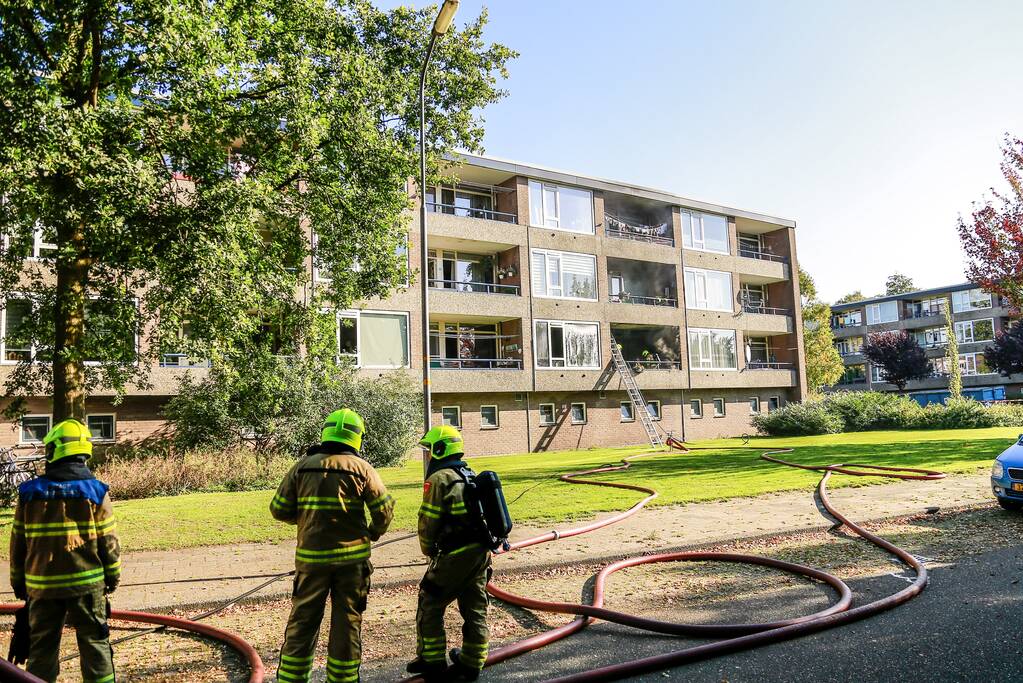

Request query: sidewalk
[{"left": 4, "top": 471, "right": 993, "bottom": 611}]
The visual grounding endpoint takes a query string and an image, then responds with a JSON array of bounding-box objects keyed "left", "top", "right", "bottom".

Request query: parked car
[{"left": 991, "top": 434, "right": 1023, "bottom": 511}]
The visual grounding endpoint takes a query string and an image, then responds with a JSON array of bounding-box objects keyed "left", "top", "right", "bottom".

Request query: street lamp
[{"left": 419, "top": 1, "right": 459, "bottom": 474}]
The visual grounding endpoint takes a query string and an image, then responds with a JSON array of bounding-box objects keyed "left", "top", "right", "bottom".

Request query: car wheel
[{"left": 998, "top": 498, "right": 1023, "bottom": 512}]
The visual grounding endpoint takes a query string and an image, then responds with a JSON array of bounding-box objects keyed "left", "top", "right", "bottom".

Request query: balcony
[
  {"left": 605, "top": 214, "right": 673, "bottom": 246},
  {"left": 737, "top": 246, "right": 789, "bottom": 264},
  {"left": 610, "top": 324, "right": 684, "bottom": 389},
  {"left": 429, "top": 279, "right": 519, "bottom": 296},
  {"left": 430, "top": 357, "right": 522, "bottom": 370},
  {"left": 426, "top": 182, "right": 517, "bottom": 224},
  {"left": 746, "top": 361, "right": 794, "bottom": 371},
  {"left": 427, "top": 246, "right": 523, "bottom": 318},
  {"left": 159, "top": 353, "right": 210, "bottom": 369},
  {"left": 607, "top": 257, "right": 678, "bottom": 309},
  {"left": 741, "top": 304, "right": 790, "bottom": 316},
  {"left": 427, "top": 202, "right": 516, "bottom": 224},
  {"left": 603, "top": 191, "right": 674, "bottom": 247}
]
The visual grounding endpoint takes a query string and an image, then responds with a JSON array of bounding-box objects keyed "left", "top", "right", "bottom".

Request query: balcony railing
[
  {"left": 742, "top": 304, "right": 790, "bottom": 316},
  {"left": 426, "top": 202, "right": 517, "bottom": 224},
  {"left": 746, "top": 361, "right": 794, "bottom": 370},
  {"left": 626, "top": 358, "right": 682, "bottom": 370},
  {"left": 430, "top": 357, "right": 523, "bottom": 369},
  {"left": 428, "top": 279, "right": 519, "bottom": 295},
  {"left": 160, "top": 353, "right": 211, "bottom": 369},
  {"left": 905, "top": 308, "right": 946, "bottom": 319},
  {"left": 604, "top": 214, "right": 674, "bottom": 246},
  {"left": 738, "top": 247, "right": 789, "bottom": 263},
  {"left": 610, "top": 293, "right": 678, "bottom": 307},
  {"left": 837, "top": 376, "right": 867, "bottom": 385}
]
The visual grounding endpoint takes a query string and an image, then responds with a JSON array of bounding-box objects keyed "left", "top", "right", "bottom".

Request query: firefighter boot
[{"left": 448, "top": 648, "right": 481, "bottom": 681}]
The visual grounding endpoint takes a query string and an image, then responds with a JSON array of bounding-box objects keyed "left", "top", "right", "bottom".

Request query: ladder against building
[{"left": 609, "top": 338, "right": 663, "bottom": 449}]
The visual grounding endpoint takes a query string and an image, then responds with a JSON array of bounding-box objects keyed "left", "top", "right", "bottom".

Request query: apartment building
[
  {"left": 829, "top": 283, "right": 1023, "bottom": 404},
  {"left": 1, "top": 154, "right": 807, "bottom": 456}
]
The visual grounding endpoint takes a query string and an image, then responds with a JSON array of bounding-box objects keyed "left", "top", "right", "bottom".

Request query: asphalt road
[{"left": 481, "top": 544, "right": 1023, "bottom": 682}]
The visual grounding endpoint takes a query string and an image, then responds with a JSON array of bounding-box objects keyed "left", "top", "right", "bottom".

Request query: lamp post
[{"left": 419, "top": 1, "right": 459, "bottom": 475}]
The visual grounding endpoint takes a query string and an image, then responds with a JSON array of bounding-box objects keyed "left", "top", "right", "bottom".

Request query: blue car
[{"left": 991, "top": 434, "right": 1023, "bottom": 511}]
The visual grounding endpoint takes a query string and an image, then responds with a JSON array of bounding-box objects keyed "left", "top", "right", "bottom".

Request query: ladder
[{"left": 609, "top": 337, "right": 663, "bottom": 449}]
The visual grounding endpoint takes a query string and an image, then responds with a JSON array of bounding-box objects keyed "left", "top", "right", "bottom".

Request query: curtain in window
[
  {"left": 360, "top": 313, "right": 408, "bottom": 367},
  {"left": 564, "top": 323, "right": 598, "bottom": 367}
]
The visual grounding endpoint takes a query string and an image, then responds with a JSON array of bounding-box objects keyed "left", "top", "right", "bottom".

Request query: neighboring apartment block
[
  {"left": 1, "top": 154, "right": 808, "bottom": 456},
  {"left": 829, "top": 283, "right": 1023, "bottom": 403}
]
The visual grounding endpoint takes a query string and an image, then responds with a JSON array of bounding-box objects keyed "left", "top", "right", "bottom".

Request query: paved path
[{"left": 0, "top": 472, "right": 994, "bottom": 611}]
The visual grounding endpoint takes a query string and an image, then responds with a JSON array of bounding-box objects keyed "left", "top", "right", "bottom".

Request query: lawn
[{"left": 0, "top": 427, "right": 1016, "bottom": 556}]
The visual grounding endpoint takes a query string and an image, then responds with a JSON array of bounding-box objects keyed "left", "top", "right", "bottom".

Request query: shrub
[
  {"left": 95, "top": 447, "right": 294, "bottom": 499},
  {"left": 822, "top": 391, "right": 922, "bottom": 431},
  {"left": 751, "top": 400, "right": 844, "bottom": 436},
  {"left": 913, "top": 398, "right": 994, "bottom": 430}
]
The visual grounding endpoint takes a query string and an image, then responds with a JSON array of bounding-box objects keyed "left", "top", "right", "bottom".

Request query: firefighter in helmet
[
  {"left": 407, "top": 424, "right": 490, "bottom": 681},
  {"left": 271, "top": 408, "right": 395, "bottom": 683},
  {"left": 10, "top": 418, "right": 121, "bottom": 683}
]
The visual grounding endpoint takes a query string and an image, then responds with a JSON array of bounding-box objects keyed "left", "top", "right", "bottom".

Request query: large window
[
  {"left": 1, "top": 298, "right": 33, "bottom": 363},
  {"left": 681, "top": 211, "right": 729, "bottom": 254},
  {"left": 428, "top": 250, "right": 498, "bottom": 292},
  {"left": 528, "top": 181, "right": 594, "bottom": 234},
  {"left": 951, "top": 288, "right": 991, "bottom": 313},
  {"left": 954, "top": 319, "right": 994, "bottom": 344},
  {"left": 831, "top": 310, "right": 863, "bottom": 328},
  {"left": 866, "top": 301, "right": 899, "bottom": 325},
  {"left": 534, "top": 320, "right": 600, "bottom": 369},
  {"left": 334, "top": 310, "right": 409, "bottom": 368},
  {"left": 684, "top": 268, "right": 733, "bottom": 312},
  {"left": 429, "top": 321, "right": 501, "bottom": 366},
  {"left": 960, "top": 353, "right": 993, "bottom": 376},
  {"left": 688, "top": 328, "right": 737, "bottom": 370},
  {"left": 531, "top": 250, "right": 597, "bottom": 300},
  {"left": 838, "top": 364, "right": 866, "bottom": 384},
  {"left": 834, "top": 337, "right": 864, "bottom": 356},
  {"left": 913, "top": 327, "right": 948, "bottom": 348}
]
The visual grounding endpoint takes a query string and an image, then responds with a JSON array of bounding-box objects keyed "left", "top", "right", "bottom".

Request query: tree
[
  {"left": 0, "top": 1, "right": 515, "bottom": 421},
  {"left": 984, "top": 320, "right": 1023, "bottom": 378},
  {"left": 944, "top": 299, "right": 962, "bottom": 399},
  {"left": 862, "top": 331, "right": 931, "bottom": 391},
  {"left": 885, "top": 273, "right": 915, "bottom": 295},
  {"left": 959, "top": 135, "right": 1023, "bottom": 311},
  {"left": 835, "top": 291, "right": 867, "bottom": 304},
  {"left": 798, "top": 268, "right": 843, "bottom": 392}
]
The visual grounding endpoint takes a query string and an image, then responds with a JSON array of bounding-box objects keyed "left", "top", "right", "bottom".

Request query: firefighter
[
  {"left": 9, "top": 418, "right": 121, "bottom": 683},
  {"left": 407, "top": 424, "right": 490, "bottom": 682},
  {"left": 271, "top": 408, "right": 395, "bottom": 683}
]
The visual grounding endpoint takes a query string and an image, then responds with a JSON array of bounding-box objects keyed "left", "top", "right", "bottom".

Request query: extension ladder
[{"left": 609, "top": 338, "right": 663, "bottom": 449}]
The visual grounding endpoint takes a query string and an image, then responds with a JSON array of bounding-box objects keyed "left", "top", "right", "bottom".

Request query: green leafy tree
[
  {"left": 885, "top": 272, "right": 915, "bottom": 295},
  {"left": 835, "top": 290, "right": 867, "bottom": 304},
  {"left": 0, "top": 1, "right": 514, "bottom": 420},
  {"left": 944, "top": 299, "right": 962, "bottom": 399},
  {"left": 798, "top": 268, "right": 844, "bottom": 393}
]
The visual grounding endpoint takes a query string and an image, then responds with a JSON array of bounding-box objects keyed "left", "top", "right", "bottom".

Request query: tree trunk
[{"left": 52, "top": 222, "right": 89, "bottom": 422}]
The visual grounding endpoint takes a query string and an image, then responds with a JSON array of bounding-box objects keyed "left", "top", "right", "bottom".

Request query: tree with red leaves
[
  {"left": 959, "top": 135, "right": 1023, "bottom": 311},
  {"left": 985, "top": 320, "right": 1023, "bottom": 378},
  {"left": 862, "top": 331, "right": 931, "bottom": 391}
]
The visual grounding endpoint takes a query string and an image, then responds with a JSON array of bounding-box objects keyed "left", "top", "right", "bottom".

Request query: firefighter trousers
[
  {"left": 27, "top": 587, "right": 115, "bottom": 683},
  {"left": 415, "top": 547, "right": 492, "bottom": 671},
  {"left": 277, "top": 561, "right": 372, "bottom": 683}
]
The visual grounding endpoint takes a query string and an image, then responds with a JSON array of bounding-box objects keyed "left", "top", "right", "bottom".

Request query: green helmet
[
  {"left": 43, "top": 419, "right": 93, "bottom": 462},
  {"left": 419, "top": 424, "right": 464, "bottom": 460},
  {"left": 321, "top": 408, "right": 365, "bottom": 451}
]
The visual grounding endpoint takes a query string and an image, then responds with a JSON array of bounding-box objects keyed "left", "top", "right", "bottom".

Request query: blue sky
[{"left": 398, "top": 1, "right": 1023, "bottom": 302}]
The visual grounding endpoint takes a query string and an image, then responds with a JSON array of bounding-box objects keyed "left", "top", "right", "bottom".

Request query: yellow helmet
[
  {"left": 43, "top": 419, "right": 93, "bottom": 462},
  {"left": 419, "top": 424, "right": 464, "bottom": 460},
  {"left": 321, "top": 408, "right": 365, "bottom": 451}
]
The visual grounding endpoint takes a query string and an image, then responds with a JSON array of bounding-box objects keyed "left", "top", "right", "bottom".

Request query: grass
[{"left": 0, "top": 427, "right": 1017, "bottom": 556}]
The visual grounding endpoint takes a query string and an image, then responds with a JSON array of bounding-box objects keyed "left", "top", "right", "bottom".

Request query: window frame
[
  {"left": 86, "top": 413, "right": 117, "bottom": 443},
  {"left": 768, "top": 396, "right": 780, "bottom": 411},
  {"left": 570, "top": 402, "right": 587, "bottom": 425},
  {"left": 479, "top": 405, "right": 499, "bottom": 430},
  {"left": 332, "top": 309, "right": 410, "bottom": 369},
  {"left": 538, "top": 403, "right": 556, "bottom": 426},
  {"left": 19, "top": 414, "right": 51, "bottom": 445},
  {"left": 530, "top": 249, "right": 598, "bottom": 301},
  {"left": 527, "top": 180, "right": 594, "bottom": 235},
  {"left": 954, "top": 318, "right": 994, "bottom": 344},
  {"left": 749, "top": 396, "right": 760, "bottom": 414},
  {"left": 951, "top": 288, "right": 992, "bottom": 313},
  {"left": 620, "top": 400, "right": 635, "bottom": 422},
  {"left": 441, "top": 406, "right": 461, "bottom": 428},
  {"left": 684, "top": 267, "right": 734, "bottom": 313},
  {"left": 712, "top": 398, "right": 726, "bottom": 417},
  {"left": 688, "top": 328, "right": 738, "bottom": 371},
  {"left": 645, "top": 399, "right": 661, "bottom": 421},
  {"left": 533, "top": 319, "right": 601, "bottom": 370},
  {"left": 689, "top": 399, "right": 703, "bottom": 418},
  {"left": 1, "top": 295, "right": 36, "bottom": 365},
  {"left": 866, "top": 301, "right": 899, "bottom": 325},
  {"left": 681, "top": 210, "right": 730, "bottom": 255}
]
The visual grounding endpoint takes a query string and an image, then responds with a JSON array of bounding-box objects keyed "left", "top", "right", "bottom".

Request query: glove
[{"left": 12, "top": 581, "right": 27, "bottom": 601}]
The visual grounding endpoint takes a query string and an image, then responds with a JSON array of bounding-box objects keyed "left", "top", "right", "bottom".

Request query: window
[
  {"left": 426, "top": 184, "right": 495, "bottom": 219},
  {"left": 441, "top": 406, "right": 461, "bottom": 428},
  {"left": 688, "top": 328, "right": 737, "bottom": 370},
  {"left": 620, "top": 401, "right": 635, "bottom": 422},
  {"left": 689, "top": 400, "right": 703, "bottom": 418},
  {"left": 570, "top": 402, "right": 587, "bottom": 424},
  {"left": 428, "top": 250, "right": 497, "bottom": 292},
  {"left": 960, "top": 353, "right": 993, "bottom": 376},
  {"left": 954, "top": 319, "right": 994, "bottom": 344},
  {"left": 430, "top": 322, "right": 499, "bottom": 365},
  {"left": 539, "top": 403, "right": 556, "bottom": 426},
  {"left": 645, "top": 400, "right": 661, "bottom": 421},
  {"left": 831, "top": 310, "right": 863, "bottom": 328},
  {"left": 2, "top": 298, "right": 32, "bottom": 363},
  {"left": 951, "top": 288, "right": 991, "bottom": 313},
  {"left": 534, "top": 320, "right": 600, "bottom": 369},
  {"left": 480, "top": 405, "right": 499, "bottom": 429},
  {"left": 834, "top": 337, "right": 864, "bottom": 356},
  {"left": 334, "top": 310, "right": 409, "bottom": 368},
  {"left": 86, "top": 414, "right": 116, "bottom": 442},
  {"left": 768, "top": 396, "right": 780, "bottom": 411},
  {"left": 913, "top": 327, "right": 948, "bottom": 348},
  {"left": 684, "top": 268, "right": 733, "bottom": 312},
  {"left": 749, "top": 397, "right": 760, "bottom": 414},
  {"left": 531, "top": 250, "right": 597, "bottom": 300},
  {"left": 712, "top": 398, "right": 726, "bottom": 417},
  {"left": 871, "top": 365, "right": 888, "bottom": 383},
  {"left": 838, "top": 364, "right": 866, "bottom": 384},
  {"left": 528, "top": 180, "right": 594, "bottom": 234},
  {"left": 312, "top": 232, "right": 330, "bottom": 282},
  {"left": 681, "top": 210, "right": 729, "bottom": 254},
  {"left": 866, "top": 301, "right": 899, "bottom": 325},
  {"left": 20, "top": 415, "right": 50, "bottom": 444}
]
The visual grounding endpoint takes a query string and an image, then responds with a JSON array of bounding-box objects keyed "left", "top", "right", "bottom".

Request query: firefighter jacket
[
  {"left": 270, "top": 444, "right": 395, "bottom": 572},
  {"left": 418, "top": 461, "right": 481, "bottom": 557},
  {"left": 9, "top": 459, "right": 121, "bottom": 600}
]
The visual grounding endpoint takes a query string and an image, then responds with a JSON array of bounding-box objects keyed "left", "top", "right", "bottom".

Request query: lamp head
[{"left": 432, "top": 0, "right": 460, "bottom": 35}]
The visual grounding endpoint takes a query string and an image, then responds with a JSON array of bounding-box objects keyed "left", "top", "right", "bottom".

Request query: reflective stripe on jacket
[{"left": 418, "top": 467, "right": 479, "bottom": 557}]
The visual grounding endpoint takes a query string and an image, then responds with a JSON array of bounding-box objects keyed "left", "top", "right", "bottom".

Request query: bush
[
  {"left": 822, "top": 391, "right": 922, "bottom": 431},
  {"left": 751, "top": 400, "right": 844, "bottom": 436},
  {"left": 95, "top": 447, "right": 294, "bottom": 499},
  {"left": 163, "top": 353, "right": 422, "bottom": 468}
]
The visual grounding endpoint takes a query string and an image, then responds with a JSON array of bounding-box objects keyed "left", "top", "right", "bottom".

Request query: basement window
[
  {"left": 441, "top": 406, "right": 461, "bottom": 428},
  {"left": 86, "top": 414, "right": 116, "bottom": 442},
  {"left": 645, "top": 400, "right": 661, "bottom": 421},
  {"left": 480, "top": 405, "right": 499, "bottom": 430},
  {"left": 620, "top": 401, "right": 635, "bottom": 422},
  {"left": 539, "top": 403, "right": 556, "bottom": 426},
  {"left": 570, "top": 402, "right": 587, "bottom": 425},
  {"left": 20, "top": 415, "right": 51, "bottom": 445},
  {"left": 713, "top": 398, "right": 726, "bottom": 417},
  {"left": 689, "top": 400, "right": 703, "bottom": 418}
]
